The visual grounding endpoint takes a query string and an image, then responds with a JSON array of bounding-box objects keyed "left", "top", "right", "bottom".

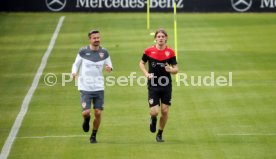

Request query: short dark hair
[
  {"left": 154, "top": 28, "right": 168, "bottom": 38},
  {"left": 88, "top": 30, "right": 100, "bottom": 38}
]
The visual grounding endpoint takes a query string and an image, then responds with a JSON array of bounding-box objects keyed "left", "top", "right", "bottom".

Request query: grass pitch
[{"left": 0, "top": 12, "right": 276, "bottom": 159}]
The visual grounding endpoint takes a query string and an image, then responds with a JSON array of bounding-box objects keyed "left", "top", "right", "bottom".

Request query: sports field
[{"left": 0, "top": 12, "right": 276, "bottom": 159}]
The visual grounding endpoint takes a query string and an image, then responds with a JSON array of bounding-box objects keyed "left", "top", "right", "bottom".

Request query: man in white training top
[{"left": 71, "top": 30, "right": 112, "bottom": 144}]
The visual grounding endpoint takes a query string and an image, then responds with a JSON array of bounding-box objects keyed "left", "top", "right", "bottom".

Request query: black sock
[
  {"left": 84, "top": 116, "right": 90, "bottom": 123},
  {"left": 92, "top": 130, "right": 97, "bottom": 138},
  {"left": 151, "top": 116, "right": 157, "bottom": 123},
  {"left": 157, "top": 129, "right": 163, "bottom": 136}
]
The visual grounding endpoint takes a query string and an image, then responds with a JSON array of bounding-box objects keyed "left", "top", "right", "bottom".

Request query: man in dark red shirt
[{"left": 139, "top": 28, "right": 178, "bottom": 142}]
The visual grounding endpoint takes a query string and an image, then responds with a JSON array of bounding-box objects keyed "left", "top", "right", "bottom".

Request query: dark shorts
[
  {"left": 148, "top": 87, "right": 172, "bottom": 107},
  {"left": 80, "top": 90, "right": 104, "bottom": 111}
]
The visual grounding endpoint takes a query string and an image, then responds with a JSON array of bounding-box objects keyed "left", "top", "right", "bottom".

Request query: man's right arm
[
  {"left": 71, "top": 54, "right": 82, "bottom": 79},
  {"left": 139, "top": 60, "right": 153, "bottom": 79}
]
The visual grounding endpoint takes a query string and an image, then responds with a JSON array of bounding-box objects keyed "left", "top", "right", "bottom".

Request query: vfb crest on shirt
[
  {"left": 99, "top": 52, "right": 104, "bottom": 59},
  {"left": 165, "top": 51, "right": 170, "bottom": 57},
  {"left": 149, "top": 98, "right": 154, "bottom": 105}
]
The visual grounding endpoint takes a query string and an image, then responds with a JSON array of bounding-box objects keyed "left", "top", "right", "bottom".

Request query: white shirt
[{"left": 72, "top": 46, "right": 112, "bottom": 92}]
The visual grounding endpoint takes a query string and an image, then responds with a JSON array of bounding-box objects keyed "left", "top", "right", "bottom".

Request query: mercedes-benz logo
[
  {"left": 231, "top": 0, "right": 252, "bottom": 12},
  {"left": 46, "top": 0, "right": 66, "bottom": 12}
]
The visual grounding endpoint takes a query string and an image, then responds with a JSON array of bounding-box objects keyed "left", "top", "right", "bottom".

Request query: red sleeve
[{"left": 142, "top": 48, "right": 150, "bottom": 62}]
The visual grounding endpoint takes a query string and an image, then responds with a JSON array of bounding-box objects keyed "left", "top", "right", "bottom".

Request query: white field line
[{"left": 0, "top": 16, "right": 65, "bottom": 159}]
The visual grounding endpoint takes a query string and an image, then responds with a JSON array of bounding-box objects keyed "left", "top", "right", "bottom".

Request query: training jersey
[
  {"left": 142, "top": 45, "right": 177, "bottom": 88},
  {"left": 72, "top": 46, "right": 112, "bottom": 92}
]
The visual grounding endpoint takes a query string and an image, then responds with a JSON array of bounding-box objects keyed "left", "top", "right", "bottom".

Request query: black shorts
[
  {"left": 148, "top": 87, "right": 172, "bottom": 107},
  {"left": 80, "top": 90, "right": 104, "bottom": 111}
]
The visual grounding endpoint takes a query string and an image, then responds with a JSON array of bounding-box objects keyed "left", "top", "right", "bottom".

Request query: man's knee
[
  {"left": 150, "top": 105, "right": 159, "bottom": 116},
  {"left": 82, "top": 109, "right": 90, "bottom": 117},
  {"left": 94, "top": 109, "right": 102, "bottom": 119},
  {"left": 161, "top": 105, "right": 169, "bottom": 116}
]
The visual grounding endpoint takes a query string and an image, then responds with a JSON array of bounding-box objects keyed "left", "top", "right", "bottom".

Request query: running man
[
  {"left": 139, "top": 28, "right": 178, "bottom": 142},
  {"left": 72, "top": 30, "right": 112, "bottom": 143}
]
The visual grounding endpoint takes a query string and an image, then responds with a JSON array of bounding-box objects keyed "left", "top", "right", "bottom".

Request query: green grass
[{"left": 0, "top": 12, "right": 276, "bottom": 159}]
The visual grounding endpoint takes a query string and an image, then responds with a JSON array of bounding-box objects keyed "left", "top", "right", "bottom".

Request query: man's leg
[
  {"left": 82, "top": 109, "right": 91, "bottom": 132},
  {"left": 148, "top": 87, "right": 160, "bottom": 133},
  {"left": 93, "top": 108, "right": 102, "bottom": 130},
  {"left": 80, "top": 91, "right": 92, "bottom": 132},
  {"left": 156, "top": 104, "right": 169, "bottom": 142},
  {"left": 90, "top": 109, "right": 102, "bottom": 143},
  {"left": 159, "top": 104, "right": 169, "bottom": 130},
  {"left": 90, "top": 91, "right": 104, "bottom": 144},
  {"left": 150, "top": 105, "right": 159, "bottom": 133}
]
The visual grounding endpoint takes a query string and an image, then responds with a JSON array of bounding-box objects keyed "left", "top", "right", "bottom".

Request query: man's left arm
[
  {"left": 165, "top": 64, "right": 178, "bottom": 74},
  {"left": 105, "top": 56, "right": 113, "bottom": 73},
  {"left": 165, "top": 55, "right": 178, "bottom": 74}
]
